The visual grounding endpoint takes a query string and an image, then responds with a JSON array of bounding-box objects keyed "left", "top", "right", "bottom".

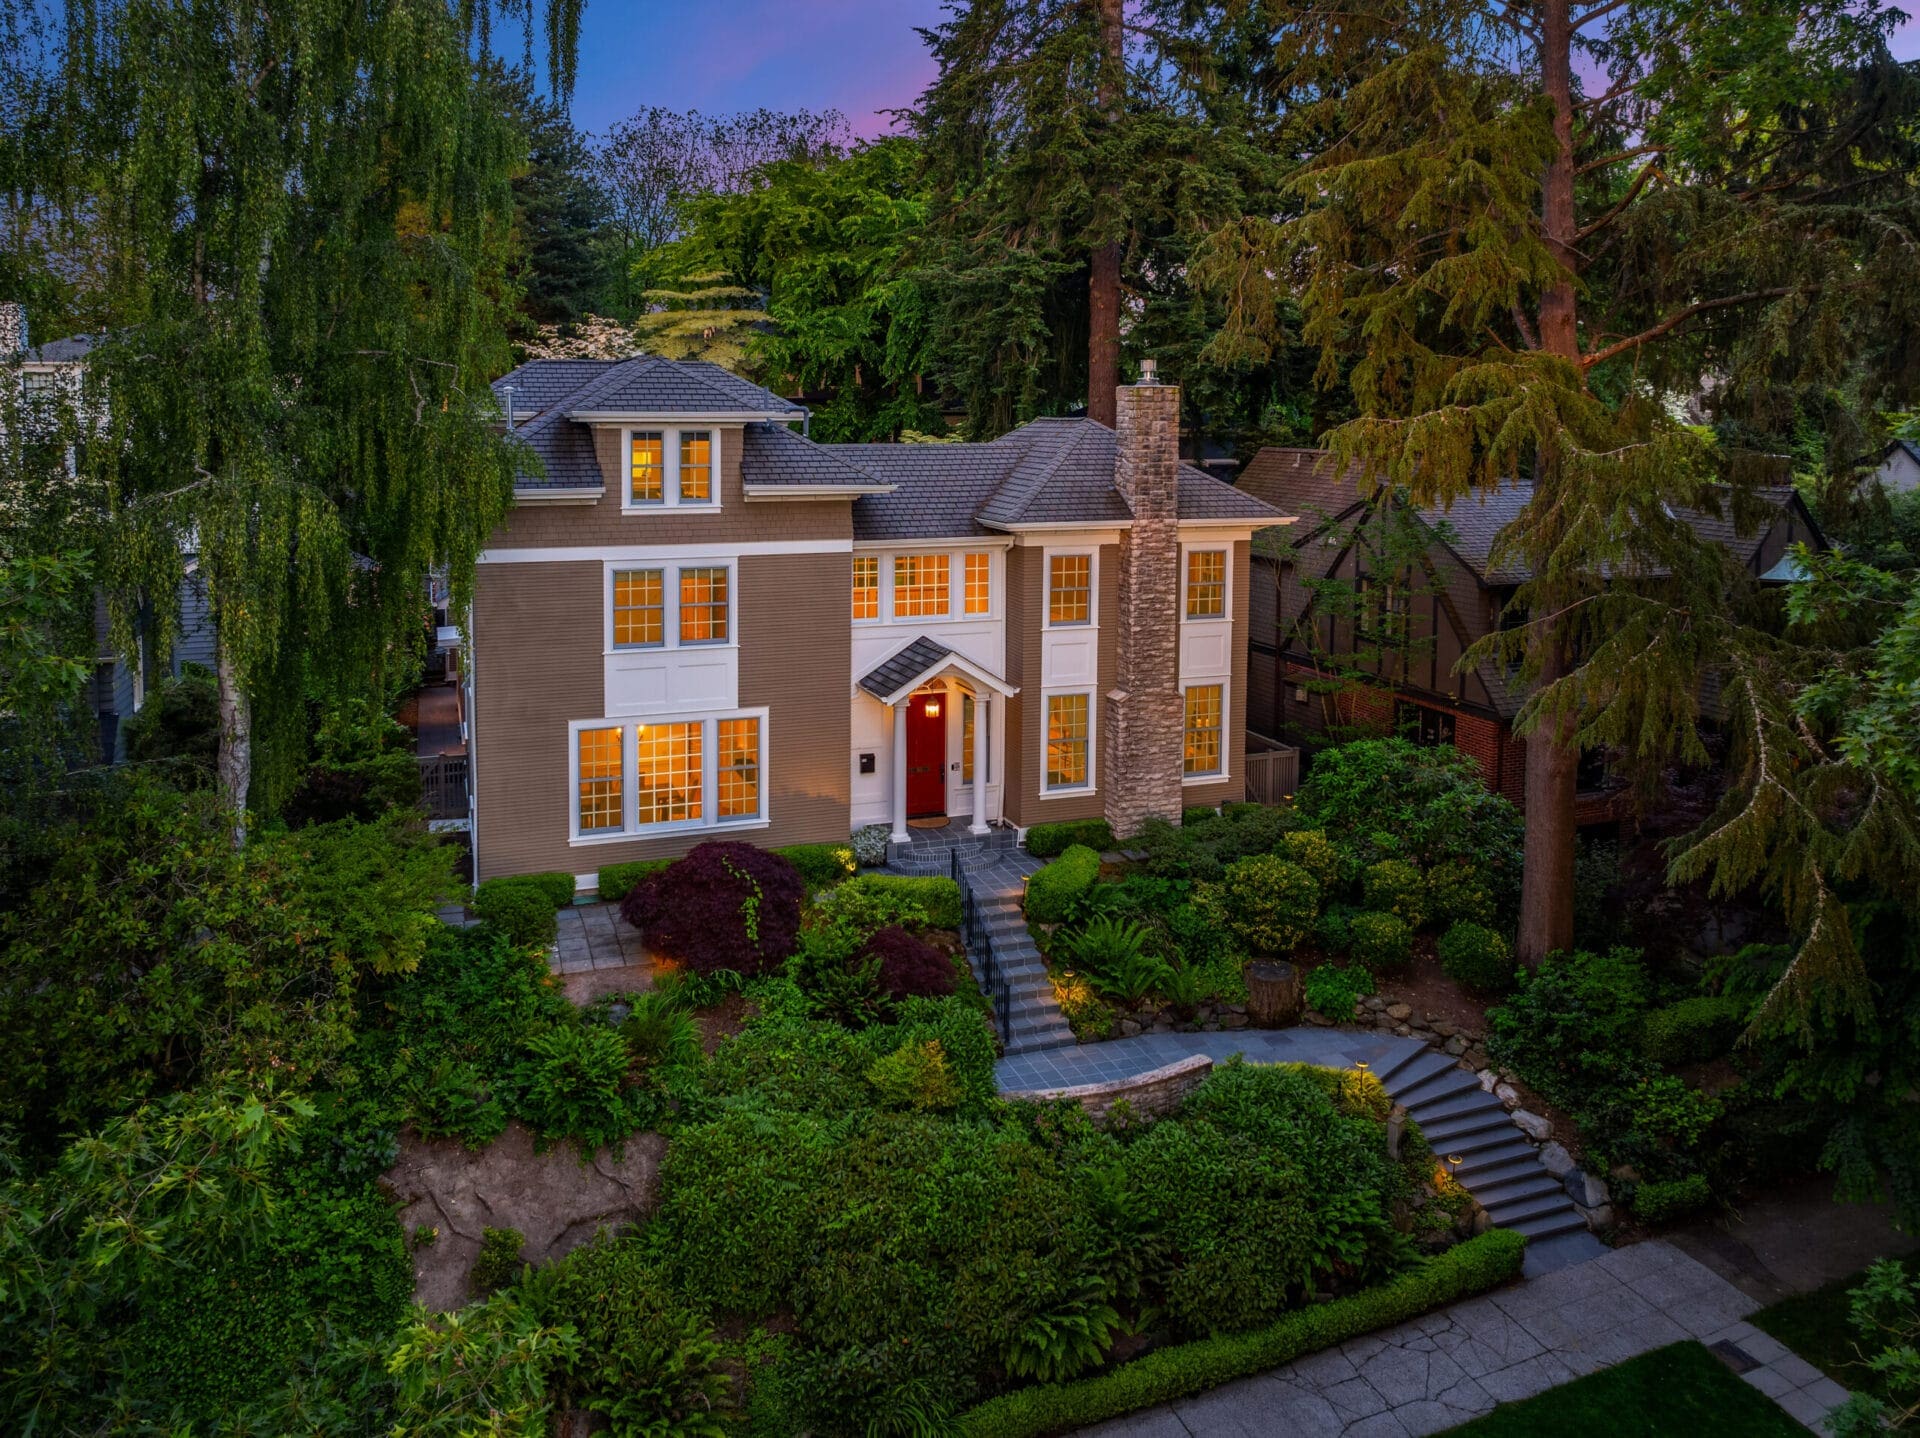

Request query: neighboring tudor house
[
  {"left": 468, "top": 357, "right": 1289, "bottom": 885},
  {"left": 1236, "top": 447, "right": 1826, "bottom": 811}
]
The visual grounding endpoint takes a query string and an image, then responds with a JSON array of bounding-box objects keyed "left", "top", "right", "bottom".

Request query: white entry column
[
  {"left": 970, "top": 692, "right": 991, "bottom": 835},
  {"left": 890, "top": 700, "right": 910, "bottom": 844}
]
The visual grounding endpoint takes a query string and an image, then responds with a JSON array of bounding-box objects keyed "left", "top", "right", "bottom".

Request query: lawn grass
[
  {"left": 1751, "top": 1253, "right": 1920, "bottom": 1400},
  {"left": 1445, "top": 1340, "right": 1804, "bottom": 1437}
]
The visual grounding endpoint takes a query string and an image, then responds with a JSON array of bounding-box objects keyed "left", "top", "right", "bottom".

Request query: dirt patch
[
  {"left": 1375, "top": 941, "right": 1496, "bottom": 1035},
  {"left": 560, "top": 961, "right": 654, "bottom": 1006},
  {"left": 383, "top": 1121, "right": 664, "bottom": 1312},
  {"left": 698, "top": 991, "right": 751, "bottom": 1052}
]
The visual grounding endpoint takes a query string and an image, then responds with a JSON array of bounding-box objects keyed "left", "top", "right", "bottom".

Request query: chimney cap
[{"left": 1136, "top": 357, "right": 1159, "bottom": 385}]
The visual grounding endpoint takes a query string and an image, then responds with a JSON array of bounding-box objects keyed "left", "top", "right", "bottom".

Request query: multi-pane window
[
  {"left": 1049, "top": 554, "right": 1091, "bottom": 625},
  {"left": 962, "top": 695, "right": 975, "bottom": 783},
  {"left": 629, "top": 432, "right": 665, "bottom": 503},
  {"left": 964, "top": 553, "right": 991, "bottom": 614},
  {"left": 612, "top": 569, "right": 664, "bottom": 647},
  {"left": 1186, "top": 550, "right": 1226, "bottom": 618},
  {"left": 636, "top": 722, "right": 702, "bottom": 824},
  {"left": 1184, "top": 685, "right": 1223, "bottom": 776},
  {"left": 894, "top": 554, "right": 950, "bottom": 618},
  {"left": 852, "top": 555, "right": 879, "bottom": 620},
  {"left": 679, "top": 430, "right": 713, "bottom": 502},
  {"left": 717, "top": 717, "right": 761, "bottom": 819},
  {"left": 577, "top": 727, "right": 624, "bottom": 832},
  {"left": 679, "top": 567, "right": 729, "bottom": 643},
  {"left": 1046, "top": 693, "right": 1089, "bottom": 789}
]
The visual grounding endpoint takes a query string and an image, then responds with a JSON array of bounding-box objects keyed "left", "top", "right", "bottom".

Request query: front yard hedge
[
  {"left": 1025, "top": 819, "right": 1115, "bottom": 858},
  {"left": 1025, "top": 844, "right": 1101, "bottom": 923},
  {"left": 840, "top": 873, "right": 963, "bottom": 930},
  {"left": 774, "top": 842, "right": 857, "bottom": 890},
  {"left": 471, "top": 877, "right": 561, "bottom": 948},
  {"left": 955, "top": 1228, "right": 1526, "bottom": 1436},
  {"left": 595, "top": 858, "right": 673, "bottom": 904}
]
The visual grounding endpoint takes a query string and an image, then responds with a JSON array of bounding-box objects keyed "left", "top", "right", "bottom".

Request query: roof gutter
[{"left": 566, "top": 409, "right": 804, "bottom": 424}]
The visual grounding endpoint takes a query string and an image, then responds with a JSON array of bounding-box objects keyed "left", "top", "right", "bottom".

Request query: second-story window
[
  {"left": 964, "top": 553, "right": 991, "bottom": 614},
  {"left": 1049, "top": 554, "right": 1091, "bottom": 625},
  {"left": 1186, "top": 550, "right": 1226, "bottom": 618},
  {"left": 630, "top": 432, "right": 665, "bottom": 504},
  {"left": 679, "top": 431, "right": 713, "bottom": 502},
  {"left": 679, "top": 567, "right": 729, "bottom": 644},
  {"left": 852, "top": 555, "right": 879, "bottom": 620},
  {"left": 894, "top": 554, "right": 950, "bottom": 618},
  {"left": 613, "top": 569, "right": 664, "bottom": 647}
]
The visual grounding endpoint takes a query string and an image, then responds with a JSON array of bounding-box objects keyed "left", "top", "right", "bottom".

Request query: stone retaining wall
[{"left": 1002, "top": 1053, "right": 1213, "bottom": 1124}]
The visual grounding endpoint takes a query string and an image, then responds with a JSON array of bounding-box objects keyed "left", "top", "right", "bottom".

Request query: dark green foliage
[
  {"left": 598, "top": 858, "right": 674, "bottom": 905},
  {"left": 1026, "top": 844, "right": 1102, "bottom": 924},
  {"left": 520, "top": 871, "right": 579, "bottom": 909},
  {"left": 123, "top": 1249, "right": 314, "bottom": 1412},
  {"left": 1641, "top": 996, "right": 1748, "bottom": 1066},
  {"left": 1305, "top": 963, "right": 1375, "bottom": 1017},
  {"left": 520, "top": 1024, "right": 648, "bottom": 1152},
  {"left": 470, "top": 1226, "right": 527, "bottom": 1298},
  {"left": 1361, "top": 860, "right": 1427, "bottom": 928},
  {"left": 1426, "top": 860, "right": 1498, "bottom": 930},
  {"left": 1572, "top": 838, "right": 1626, "bottom": 948},
  {"left": 1026, "top": 819, "right": 1116, "bottom": 858},
  {"left": 1348, "top": 911, "right": 1413, "bottom": 971},
  {"left": 623, "top": 841, "right": 806, "bottom": 978},
  {"left": 1058, "top": 916, "right": 1170, "bottom": 1003},
  {"left": 613, "top": 991, "right": 704, "bottom": 1073},
  {"left": 282, "top": 700, "right": 423, "bottom": 827},
  {"left": 1631, "top": 1174, "right": 1714, "bottom": 1225},
  {"left": 121, "top": 664, "right": 219, "bottom": 778},
  {"left": 953, "top": 1231, "right": 1525, "bottom": 1437},
  {"left": 488, "top": 63, "right": 607, "bottom": 329},
  {"left": 837, "top": 873, "right": 963, "bottom": 931},
  {"left": 1487, "top": 948, "right": 1653, "bottom": 1105},
  {"left": 472, "top": 877, "right": 561, "bottom": 949},
  {"left": 1279, "top": 829, "right": 1345, "bottom": 895},
  {"left": 773, "top": 842, "right": 857, "bottom": 890},
  {"left": 1209, "top": 855, "right": 1320, "bottom": 954},
  {"left": 1136, "top": 806, "right": 1299, "bottom": 883},
  {"left": 865, "top": 1039, "right": 966, "bottom": 1112},
  {"left": 1437, "top": 923, "right": 1515, "bottom": 995}
]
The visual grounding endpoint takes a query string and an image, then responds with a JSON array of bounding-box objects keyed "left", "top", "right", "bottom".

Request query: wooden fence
[
  {"left": 1243, "top": 742, "right": 1301, "bottom": 805},
  {"left": 417, "top": 754, "right": 469, "bottom": 821}
]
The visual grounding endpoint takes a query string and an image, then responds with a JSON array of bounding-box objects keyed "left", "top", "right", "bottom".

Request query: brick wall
[{"left": 1454, "top": 711, "right": 1527, "bottom": 807}]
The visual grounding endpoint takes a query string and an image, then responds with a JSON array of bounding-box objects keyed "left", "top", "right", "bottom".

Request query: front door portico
[{"left": 906, "top": 692, "right": 947, "bottom": 818}]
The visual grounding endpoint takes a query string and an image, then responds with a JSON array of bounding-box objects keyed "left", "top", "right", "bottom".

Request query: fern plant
[
  {"left": 1001, "top": 1277, "right": 1123, "bottom": 1383},
  {"left": 1059, "top": 916, "right": 1170, "bottom": 1002},
  {"left": 620, "top": 991, "right": 703, "bottom": 1071}
]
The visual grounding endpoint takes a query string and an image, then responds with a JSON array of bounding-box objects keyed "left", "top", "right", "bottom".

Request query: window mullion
[
  {"left": 703, "top": 718, "right": 718, "bottom": 822},
  {"left": 625, "top": 724, "right": 638, "bottom": 831},
  {"left": 666, "top": 427, "right": 679, "bottom": 505}
]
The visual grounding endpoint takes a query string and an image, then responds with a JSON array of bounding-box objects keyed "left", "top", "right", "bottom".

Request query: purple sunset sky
[{"left": 564, "top": 1, "right": 1919, "bottom": 140}]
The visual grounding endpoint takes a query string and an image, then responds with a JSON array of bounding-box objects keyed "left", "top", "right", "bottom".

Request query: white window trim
[
  {"left": 1181, "top": 542, "right": 1233, "bottom": 623},
  {"left": 568, "top": 706, "right": 771, "bottom": 845},
  {"left": 603, "top": 560, "right": 736, "bottom": 654},
  {"left": 851, "top": 544, "right": 1002, "bottom": 626},
  {"left": 1180, "top": 678, "right": 1230, "bottom": 785},
  {"left": 1039, "top": 686, "right": 1097, "bottom": 795},
  {"left": 1043, "top": 545, "right": 1099, "bottom": 630},
  {"left": 621, "top": 425, "right": 724, "bottom": 513}
]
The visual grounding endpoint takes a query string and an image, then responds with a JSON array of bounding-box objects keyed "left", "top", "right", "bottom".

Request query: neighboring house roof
[{"left": 23, "top": 333, "right": 97, "bottom": 363}]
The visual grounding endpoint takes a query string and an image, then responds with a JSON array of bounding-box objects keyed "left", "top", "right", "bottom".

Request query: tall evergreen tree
[
  {"left": 488, "top": 63, "right": 607, "bottom": 331},
  {"left": 1196, "top": 0, "right": 1920, "bottom": 964},
  {"left": 18, "top": 0, "right": 583, "bottom": 835}
]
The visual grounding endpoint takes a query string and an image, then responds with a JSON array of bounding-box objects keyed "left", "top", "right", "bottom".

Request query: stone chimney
[
  {"left": 0, "top": 302, "right": 26, "bottom": 355},
  {"left": 1104, "top": 362, "right": 1185, "bottom": 839}
]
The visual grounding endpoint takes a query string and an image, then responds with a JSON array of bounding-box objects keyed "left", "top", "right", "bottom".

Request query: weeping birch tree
[{"left": 34, "top": 0, "right": 582, "bottom": 836}]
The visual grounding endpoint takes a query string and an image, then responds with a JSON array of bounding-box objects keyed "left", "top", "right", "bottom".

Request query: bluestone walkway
[
  {"left": 996, "top": 1026, "right": 1419, "bottom": 1092},
  {"left": 1080, "top": 1240, "right": 1849, "bottom": 1437}
]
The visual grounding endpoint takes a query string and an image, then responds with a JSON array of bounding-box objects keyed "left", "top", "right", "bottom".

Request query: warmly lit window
[
  {"left": 852, "top": 555, "right": 879, "bottom": 620},
  {"left": 1184, "top": 685, "right": 1223, "bottom": 776},
  {"left": 1186, "top": 550, "right": 1226, "bottom": 618},
  {"left": 630, "top": 432, "right": 664, "bottom": 503},
  {"left": 894, "top": 554, "right": 950, "bottom": 618},
  {"left": 964, "top": 553, "right": 991, "bottom": 614},
  {"left": 1049, "top": 554, "right": 1090, "bottom": 625},
  {"left": 577, "top": 727, "right": 624, "bottom": 832},
  {"left": 1046, "top": 693, "right": 1089, "bottom": 789},
  {"left": 636, "top": 722, "right": 702, "bottom": 824},
  {"left": 679, "top": 567, "right": 729, "bottom": 644},
  {"left": 717, "top": 717, "right": 761, "bottom": 819},
  {"left": 962, "top": 695, "right": 975, "bottom": 783},
  {"left": 612, "top": 569, "right": 664, "bottom": 647},
  {"left": 679, "top": 430, "right": 713, "bottom": 502}
]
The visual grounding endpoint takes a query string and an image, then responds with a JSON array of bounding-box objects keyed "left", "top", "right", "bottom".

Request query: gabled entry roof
[{"left": 856, "top": 636, "right": 1019, "bottom": 706}]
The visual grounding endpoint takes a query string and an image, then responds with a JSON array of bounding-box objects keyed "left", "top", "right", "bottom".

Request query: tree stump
[{"left": 1245, "top": 960, "right": 1302, "bottom": 1029}]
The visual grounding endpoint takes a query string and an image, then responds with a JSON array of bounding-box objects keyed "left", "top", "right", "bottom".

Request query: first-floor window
[
  {"left": 1046, "top": 693, "right": 1089, "bottom": 790},
  {"left": 577, "top": 726, "right": 624, "bottom": 831},
  {"left": 1184, "top": 684, "right": 1223, "bottom": 776},
  {"left": 636, "top": 722, "right": 702, "bottom": 824},
  {"left": 717, "top": 717, "right": 761, "bottom": 818}
]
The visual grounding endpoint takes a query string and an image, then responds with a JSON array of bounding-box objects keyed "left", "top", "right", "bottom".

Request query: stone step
[
  {"left": 1005, "top": 1028, "right": 1078, "bottom": 1054},
  {"left": 1507, "top": 1208, "right": 1592, "bottom": 1242},
  {"left": 1471, "top": 1171, "right": 1565, "bottom": 1210},
  {"left": 1433, "top": 1122, "right": 1530, "bottom": 1161},
  {"left": 1373, "top": 1045, "right": 1432, "bottom": 1087},
  {"left": 1485, "top": 1191, "right": 1581, "bottom": 1227},
  {"left": 1382, "top": 1050, "right": 1457, "bottom": 1097},
  {"left": 1418, "top": 1107, "right": 1516, "bottom": 1148},
  {"left": 1396, "top": 1066, "right": 1483, "bottom": 1109},
  {"left": 1408, "top": 1090, "right": 1505, "bottom": 1127},
  {"left": 1455, "top": 1148, "right": 1546, "bottom": 1186}
]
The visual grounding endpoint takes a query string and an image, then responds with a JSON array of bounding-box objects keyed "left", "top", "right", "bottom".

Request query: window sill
[
  {"left": 1040, "top": 786, "right": 1096, "bottom": 799},
  {"left": 1182, "top": 771, "right": 1229, "bottom": 786},
  {"left": 620, "top": 505, "right": 724, "bottom": 516},
  {"left": 569, "top": 816, "right": 770, "bottom": 848},
  {"left": 604, "top": 641, "right": 740, "bottom": 656}
]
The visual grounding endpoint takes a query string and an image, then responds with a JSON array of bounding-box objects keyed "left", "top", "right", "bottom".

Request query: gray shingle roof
[
  {"left": 23, "top": 334, "right": 97, "bottom": 363},
  {"left": 560, "top": 356, "right": 801, "bottom": 416},
  {"left": 739, "top": 421, "right": 887, "bottom": 488},
  {"left": 858, "top": 636, "right": 954, "bottom": 700},
  {"left": 493, "top": 360, "right": 622, "bottom": 423}
]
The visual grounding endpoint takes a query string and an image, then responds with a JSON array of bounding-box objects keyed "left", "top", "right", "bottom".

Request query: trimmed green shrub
[
  {"left": 1026, "top": 844, "right": 1102, "bottom": 924},
  {"left": 840, "top": 873, "right": 962, "bottom": 930},
  {"left": 1305, "top": 962, "right": 1375, "bottom": 1017},
  {"left": 470, "top": 1226, "right": 525, "bottom": 1297},
  {"left": 1425, "top": 860, "right": 1496, "bottom": 928},
  {"left": 866, "top": 1038, "right": 964, "bottom": 1111},
  {"left": 1314, "top": 904, "right": 1356, "bottom": 956},
  {"left": 1631, "top": 1173, "right": 1713, "bottom": 1224},
  {"left": 596, "top": 858, "right": 673, "bottom": 905},
  {"left": 1641, "top": 995, "right": 1747, "bottom": 1066},
  {"left": 472, "top": 877, "right": 560, "bottom": 949},
  {"left": 775, "top": 842, "right": 857, "bottom": 890},
  {"left": 1348, "top": 911, "right": 1412, "bottom": 970},
  {"left": 954, "top": 1230, "right": 1526, "bottom": 1437},
  {"left": 1279, "top": 829, "right": 1344, "bottom": 894},
  {"left": 1211, "top": 855, "right": 1320, "bottom": 954},
  {"left": 522, "top": 871, "right": 578, "bottom": 909},
  {"left": 1437, "top": 922, "right": 1514, "bottom": 994},
  {"left": 1361, "top": 860, "right": 1426, "bottom": 928},
  {"left": 1026, "top": 818, "right": 1116, "bottom": 858}
]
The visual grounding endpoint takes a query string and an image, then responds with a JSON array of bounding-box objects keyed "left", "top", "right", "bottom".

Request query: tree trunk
[
  {"left": 1246, "top": 960, "right": 1302, "bottom": 1028},
  {"left": 215, "top": 634, "right": 251, "bottom": 848},
  {"left": 1515, "top": 0, "right": 1582, "bottom": 963},
  {"left": 1086, "top": 0, "right": 1124, "bottom": 428}
]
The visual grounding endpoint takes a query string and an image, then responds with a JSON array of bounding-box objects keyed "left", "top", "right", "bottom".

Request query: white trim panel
[{"left": 479, "top": 538, "right": 853, "bottom": 564}]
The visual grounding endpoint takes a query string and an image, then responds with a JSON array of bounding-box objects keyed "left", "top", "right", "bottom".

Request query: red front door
[{"left": 906, "top": 693, "right": 947, "bottom": 818}]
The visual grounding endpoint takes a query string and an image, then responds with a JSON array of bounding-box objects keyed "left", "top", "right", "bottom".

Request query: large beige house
[{"left": 468, "top": 357, "right": 1288, "bottom": 886}]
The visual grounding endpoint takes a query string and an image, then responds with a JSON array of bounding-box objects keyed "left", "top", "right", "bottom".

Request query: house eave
[
  {"left": 743, "top": 484, "right": 895, "bottom": 498},
  {"left": 513, "top": 486, "right": 605, "bottom": 505},
  {"left": 567, "top": 409, "right": 802, "bottom": 424}
]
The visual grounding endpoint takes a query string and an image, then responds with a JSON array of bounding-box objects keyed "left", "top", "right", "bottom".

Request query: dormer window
[{"left": 623, "top": 427, "right": 724, "bottom": 511}]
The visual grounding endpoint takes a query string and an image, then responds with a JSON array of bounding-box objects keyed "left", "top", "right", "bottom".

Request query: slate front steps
[
  {"left": 952, "top": 851, "right": 1076, "bottom": 1055},
  {"left": 1376, "top": 1044, "right": 1591, "bottom": 1243}
]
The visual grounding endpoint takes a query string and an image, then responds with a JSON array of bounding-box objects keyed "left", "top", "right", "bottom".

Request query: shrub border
[{"left": 955, "top": 1228, "right": 1526, "bottom": 1437}]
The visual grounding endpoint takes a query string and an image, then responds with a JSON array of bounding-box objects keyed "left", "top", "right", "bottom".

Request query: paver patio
[{"left": 550, "top": 902, "right": 648, "bottom": 973}]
